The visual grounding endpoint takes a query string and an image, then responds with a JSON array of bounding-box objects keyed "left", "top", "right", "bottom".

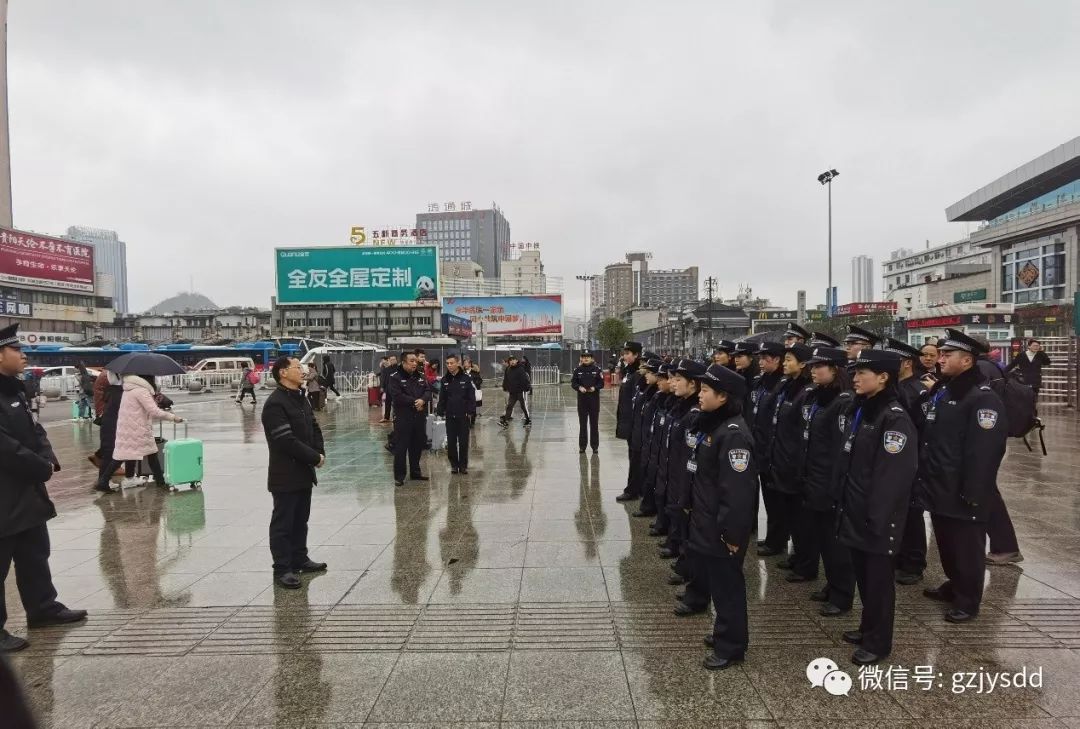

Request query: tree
[{"left": 596, "top": 317, "right": 632, "bottom": 353}]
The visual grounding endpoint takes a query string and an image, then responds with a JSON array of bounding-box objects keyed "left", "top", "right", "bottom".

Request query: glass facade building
[{"left": 65, "top": 226, "right": 129, "bottom": 314}]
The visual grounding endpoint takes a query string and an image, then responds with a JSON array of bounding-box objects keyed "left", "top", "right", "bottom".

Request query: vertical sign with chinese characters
[
  {"left": 275, "top": 246, "right": 440, "bottom": 304},
  {"left": 0, "top": 227, "right": 96, "bottom": 292}
]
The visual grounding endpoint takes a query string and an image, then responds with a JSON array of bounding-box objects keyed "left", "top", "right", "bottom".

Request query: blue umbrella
[{"left": 106, "top": 352, "right": 187, "bottom": 376}]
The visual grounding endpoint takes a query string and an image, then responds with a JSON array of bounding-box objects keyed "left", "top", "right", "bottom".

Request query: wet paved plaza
[{"left": 6, "top": 387, "right": 1080, "bottom": 727}]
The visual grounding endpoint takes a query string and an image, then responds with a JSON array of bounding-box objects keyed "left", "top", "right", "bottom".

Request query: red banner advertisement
[
  {"left": 0, "top": 227, "right": 95, "bottom": 293},
  {"left": 835, "top": 301, "right": 898, "bottom": 317}
]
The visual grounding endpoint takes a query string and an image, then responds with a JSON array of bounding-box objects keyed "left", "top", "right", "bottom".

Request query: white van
[{"left": 189, "top": 357, "right": 255, "bottom": 374}]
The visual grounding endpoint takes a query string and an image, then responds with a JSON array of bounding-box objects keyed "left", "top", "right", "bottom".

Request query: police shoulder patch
[
  {"left": 727, "top": 422, "right": 740, "bottom": 429},
  {"left": 883, "top": 430, "right": 907, "bottom": 454},
  {"left": 838, "top": 414, "right": 847, "bottom": 433},
  {"left": 728, "top": 448, "right": 750, "bottom": 472},
  {"left": 977, "top": 408, "right": 998, "bottom": 429},
  {"left": 890, "top": 406, "right": 904, "bottom": 413}
]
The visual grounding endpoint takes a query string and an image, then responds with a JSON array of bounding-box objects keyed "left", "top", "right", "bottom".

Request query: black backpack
[{"left": 980, "top": 359, "right": 1045, "bottom": 453}]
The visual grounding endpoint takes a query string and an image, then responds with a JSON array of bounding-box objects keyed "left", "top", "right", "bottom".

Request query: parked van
[{"left": 189, "top": 357, "right": 256, "bottom": 374}]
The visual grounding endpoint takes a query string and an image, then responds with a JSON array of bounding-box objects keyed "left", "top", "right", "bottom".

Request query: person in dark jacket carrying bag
[
  {"left": 387, "top": 352, "right": 432, "bottom": 486},
  {"left": 677, "top": 363, "right": 758, "bottom": 671},
  {"left": 615, "top": 341, "right": 644, "bottom": 502},
  {"left": 1006, "top": 338, "right": 1051, "bottom": 397},
  {"left": 0, "top": 324, "right": 87, "bottom": 653},
  {"left": 261, "top": 356, "right": 327, "bottom": 590},
  {"left": 836, "top": 350, "right": 918, "bottom": 666},
  {"left": 499, "top": 355, "right": 532, "bottom": 427},
  {"left": 436, "top": 354, "right": 476, "bottom": 474},
  {"left": 570, "top": 351, "right": 604, "bottom": 454}
]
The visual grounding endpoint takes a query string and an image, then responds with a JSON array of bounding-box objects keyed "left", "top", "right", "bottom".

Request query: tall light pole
[
  {"left": 575, "top": 274, "right": 596, "bottom": 350},
  {"left": 817, "top": 169, "right": 839, "bottom": 315}
]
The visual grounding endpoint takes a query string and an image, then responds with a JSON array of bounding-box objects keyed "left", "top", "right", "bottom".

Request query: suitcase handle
[{"left": 158, "top": 421, "right": 189, "bottom": 439}]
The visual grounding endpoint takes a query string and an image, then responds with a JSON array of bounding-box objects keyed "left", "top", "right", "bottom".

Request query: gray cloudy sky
[{"left": 9, "top": 1, "right": 1080, "bottom": 313}]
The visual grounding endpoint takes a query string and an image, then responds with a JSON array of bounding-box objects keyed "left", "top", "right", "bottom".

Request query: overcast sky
[{"left": 10, "top": 1, "right": 1080, "bottom": 314}]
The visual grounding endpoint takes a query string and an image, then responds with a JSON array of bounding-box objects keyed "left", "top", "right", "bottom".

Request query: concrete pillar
[{"left": 0, "top": 0, "right": 12, "bottom": 227}]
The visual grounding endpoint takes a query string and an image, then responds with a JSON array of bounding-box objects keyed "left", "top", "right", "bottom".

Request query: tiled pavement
[{"left": 5, "top": 387, "right": 1080, "bottom": 727}]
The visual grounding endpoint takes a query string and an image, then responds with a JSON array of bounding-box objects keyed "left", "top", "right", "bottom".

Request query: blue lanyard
[
  {"left": 850, "top": 407, "right": 864, "bottom": 434},
  {"left": 931, "top": 385, "right": 948, "bottom": 407},
  {"left": 808, "top": 403, "right": 820, "bottom": 422}
]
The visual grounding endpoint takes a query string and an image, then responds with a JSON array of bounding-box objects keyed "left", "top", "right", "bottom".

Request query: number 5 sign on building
[{"left": 275, "top": 245, "right": 440, "bottom": 305}]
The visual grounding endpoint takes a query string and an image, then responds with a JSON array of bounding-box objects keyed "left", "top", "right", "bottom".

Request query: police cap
[
  {"left": 784, "top": 323, "right": 811, "bottom": 341},
  {"left": 845, "top": 325, "right": 880, "bottom": 346},
  {"left": 785, "top": 343, "right": 814, "bottom": 363},
  {"left": 695, "top": 363, "right": 748, "bottom": 399},
  {"left": 733, "top": 341, "right": 757, "bottom": 357},
  {"left": 675, "top": 358, "right": 707, "bottom": 378},
  {"left": 809, "top": 331, "right": 841, "bottom": 347},
  {"left": 853, "top": 349, "right": 903, "bottom": 375},
  {"left": 714, "top": 340, "right": 736, "bottom": 354},
  {"left": 805, "top": 346, "right": 847, "bottom": 366},
  {"left": 0, "top": 322, "right": 19, "bottom": 349},
  {"left": 622, "top": 341, "right": 643, "bottom": 355},
  {"left": 883, "top": 337, "right": 921, "bottom": 359},
  {"left": 938, "top": 328, "right": 989, "bottom": 356}
]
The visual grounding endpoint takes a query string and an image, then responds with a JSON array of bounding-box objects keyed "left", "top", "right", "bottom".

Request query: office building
[
  {"left": 500, "top": 250, "right": 546, "bottom": 294},
  {"left": 416, "top": 203, "right": 510, "bottom": 279},
  {"left": 644, "top": 266, "right": 698, "bottom": 308},
  {"left": 66, "top": 226, "right": 130, "bottom": 313},
  {"left": 850, "top": 255, "right": 874, "bottom": 302},
  {"left": 589, "top": 274, "right": 605, "bottom": 317}
]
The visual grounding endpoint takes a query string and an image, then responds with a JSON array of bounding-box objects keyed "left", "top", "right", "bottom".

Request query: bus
[{"left": 24, "top": 341, "right": 284, "bottom": 371}]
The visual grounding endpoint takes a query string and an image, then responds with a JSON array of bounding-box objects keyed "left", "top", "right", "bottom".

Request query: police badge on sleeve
[
  {"left": 728, "top": 448, "right": 750, "bottom": 472},
  {"left": 977, "top": 409, "right": 999, "bottom": 429},
  {"left": 883, "top": 430, "right": 907, "bottom": 454}
]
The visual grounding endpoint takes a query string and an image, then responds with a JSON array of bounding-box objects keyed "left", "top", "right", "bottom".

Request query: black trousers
[
  {"left": 811, "top": 508, "right": 854, "bottom": 610},
  {"left": 897, "top": 506, "right": 928, "bottom": 576},
  {"left": 576, "top": 394, "right": 600, "bottom": 450},
  {"left": 638, "top": 453, "right": 658, "bottom": 516},
  {"left": 790, "top": 500, "right": 820, "bottom": 579},
  {"left": 445, "top": 416, "right": 470, "bottom": 469},
  {"left": 0, "top": 523, "right": 63, "bottom": 629},
  {"left": 690, "top": 549, "right": 749, "bottom": 659},
  {"left": 930, "top": 514, "right": 986, "bottom": 615},
  {"left": 392, "top": 412, "right": 427, "bottom": 481},
  {"left": 237, "top": 386, "right": 256, "bottom": 403},
  {"left": 383, "top": 392, "right": 392, "bottom": 420},
  {"left": 767, "top": 487, "right": 800, "bottom": 558},
  {"left": 503, "top": 393, "right": 530, "bottom": 421},
  {"left": 760, "top": 477, "right": 788, "bottom": 551},
  {"left": 850, "top": 549, "right": 896, "bottom": 656},
  {"left": 987, "top": 487, "right": 1019, "bottom": 554},
  {"left": 623, "top": 446, "right": 642, "bottom": 497},
  {"left": 269, "top": 489, "right": 312, "bottom": 574},
  {"left": 104, "top": 453, "right": 162, "bottom": 483}
]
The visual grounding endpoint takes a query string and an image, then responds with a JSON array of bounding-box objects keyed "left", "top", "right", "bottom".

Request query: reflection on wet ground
[{"left": 6, "top": 389, "right": 1080, "bottom": 726}]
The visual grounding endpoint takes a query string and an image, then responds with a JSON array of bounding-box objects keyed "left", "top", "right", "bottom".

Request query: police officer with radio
[
  {"left": 615, "top": 341, "right": 644, "bottom": 503},
  {"left": 571, "top": 351, "right": 604, "bottom": 454},
  {"left": 386, "top": 351, "right": 432, "bottom": 486},
  {"left": 836, "top": 350, "right": 918, "bottom": 666},
  {"left": 918, "top": 329, "right": 1008, "bottom": 623}
]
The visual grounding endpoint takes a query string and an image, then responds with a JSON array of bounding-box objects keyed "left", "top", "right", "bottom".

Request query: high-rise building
[
  {"left": 850, "top": 255, "right": 874, "bottom": 302},
  {"left": 66, "top": 226, "right": 129, "bottom": 313},
  {"left": 589, "top": 274, "right": 605, "bottom": 321},
  {"left": 644, "top": 266, "right": 698, "bottom": 308},
  {"left": 416, "top": 203, "right": 510, "bottom": 279},
  {"left": 500, "top": 250, "right": 546, "bottom": 294},
  {"left": 603, "top": 263, "right": 635, "bottom": 319}
]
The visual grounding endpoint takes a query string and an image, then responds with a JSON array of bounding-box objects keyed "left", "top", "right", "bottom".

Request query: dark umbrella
[{"left": 106, "top": 352, "right": 187, "bottom": 376}]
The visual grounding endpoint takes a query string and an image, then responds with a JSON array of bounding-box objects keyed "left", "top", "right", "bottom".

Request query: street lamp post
[
  {"left": 817, "top": 169, "right": 839, "bottom": 315},
  {"left": 575, "top": 274, "right": 596, "bottom": 350}
]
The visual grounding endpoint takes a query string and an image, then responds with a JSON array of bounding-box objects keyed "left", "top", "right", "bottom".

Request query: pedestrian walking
[
  {"left": 436, "top": 354, "right": 476, "bottom": 474},
  {"left": 0, "top": 323, "right": 88, "bottom": 653},
  {"left": 464, "top": 357, "right": 483, "bottom": 426},
  {"left": 499, "top": 354, "right": 532, "bottom": 427},
  {"left": 321, "top": 355, "right": 341, "bottom": 399},
  {"left": 1006, "top": 338, "right": 1051, "bottom": 397},
  {"left": 386, "top": 351, "right": 432, "bottom": 486},
  {"left": 380, "top": 355, "right": 396, "bottom": 422},
  {"left": 92, "top": 369, "right": 125, "bottom": 493},
  {"left": 261, "top": 356, "right": 327, "bottom": 590},
  {"left": 236, "top": 365, "right": 258, "bottom": 404},
  {"left": 108, "top": 374, "right": 184, "bottom": 488},
  {"left": 571, "top": 351, "right": 604, "bottom": 453},
  {"left": 304, "top": 362, "right": 324, "bottom": 411},
  {"left": 75, "top": 362, "right": 95, "bottom": 419}
]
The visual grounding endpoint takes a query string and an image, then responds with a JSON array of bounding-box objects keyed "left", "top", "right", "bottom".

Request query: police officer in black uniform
[
  {"left": 640, "top": 362, "right": 674, "bottom": 521},
  {"left": 732, "top": 341, "right": 759, "bottom": 399},
  {"left": 632, "top": 357, "right": 661, "bottom": 517},
  {"left": 918, "top": 329, "right": 1008, "bottom": 623},
  {"left": 883, "top": 338, "right": 932, "bottom": 586},
  {"left": 711, "top": 341, "right": 737, "bottom": 369},
  {"left": 386, "top": 351, "right": 432, "bottom": 486},
  {"left": 810, "top": 331, "right": 842, "bottom": 348},
  {"left": 682, "top": 364, "right": 758, "bottom": 670},
  {"left": 615, "top": 342, "right": 644, "bottom": 503},
  {"left": 436, "top": 354, "right": 476, "bottom": 474},
  {"left": 650, "top": 362, "right": 677, "bottom": 537},
  {"left": 836, "top": 350, "right": 918, "bottom": 666},
  {"left": 571, "top": 351, "right": 604, "bottom": 454},
  {"left": 844, "top": 325, "right": 879, "bottom": 361},
  {"left": 783, "top": 324, "right": 810, "bottom": 347},
  {"left": 750, "top": 342, "right": 787, "bottom": 556},
  {"left": 662, "top": 360, "right": 705, "bottom": 570},
  {"left": 799, "top": 346, "right": 855, "bottom": 616}
]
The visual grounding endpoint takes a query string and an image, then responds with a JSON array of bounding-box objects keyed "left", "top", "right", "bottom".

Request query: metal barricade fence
[
  {"left": 529, "top": 366, "right": 560, "bottom": 386},
  {"left": 1033, "top": 336, "right": 1071, "bottom": 407}
]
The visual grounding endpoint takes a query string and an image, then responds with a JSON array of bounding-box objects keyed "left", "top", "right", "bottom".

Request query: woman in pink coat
[{"left": 104, "top": 375, "right": 183, "bottom": 489}]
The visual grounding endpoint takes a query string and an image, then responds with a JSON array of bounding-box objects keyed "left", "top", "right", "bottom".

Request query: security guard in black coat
[
  {"left": 783, "top": 323, "right": 810, "bottom": 347},
  {"left": 661, "top": 360, "right": 704, "bottom": 568},
  {"left": 436, "top": 354, "right": 477, "bottom": 474},
  {"left": 641, "top": 363, "right": 674, "bottom": 521},
  {"left": 570, "top": 351, "right": 604, "bottom": 453},
  {"left": 884, "top": 338, "right": 932, "bottom": 585},
  {"left": 615, "top": 341, "right": 644, "bottom": 502},
  {"left": 749, "top": 342, "right": 787, "bottom": 555},
  {"left": 386, "top": 351, "right": 433, "bottom": 486},
  {"left": 836, "top": 350, "right": 918, "bottom": 666},
  {"left": 810, "top": 331, "right": 842, "bottom": 348},
  {"left": 917, "top": 329, "right": 1008, "bottom": 623},
  {"left": 799, "top": 347, "right": 855, "bottom": 615},
  {"left": 732, "top": 342, "right": 759, "bottom": 407},
  {"left": 767, "top": 343, "right": 815, "bottom": 577},
  {"left": 680, "top": 364, "right": 758, "bottom": 671},
  {"left": 650, "top": 362, "right": 677, "bottom": 537},
  {"left": 630, "top": 357, "right": 660, "bottom": 515},
  {"left": 0, "top": 324, "right": 87, "bottom": 652},
  {"left": 844, "top": 325, "right": 880, "bottom": 361}
]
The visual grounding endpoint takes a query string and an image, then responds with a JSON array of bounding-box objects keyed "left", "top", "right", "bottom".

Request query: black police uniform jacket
[
  {"left": 643, "top": 392, "right": 674, "bottom": 487},
  {"left": 662, "top": 397, "right": 699, "bottom": 514},
  {"left": 436, "top": 369, "right": 477, "bottom": 419},
  {"left": 896, "top": 375, "right": 929, "bottom": 432},
  {"left": 655, "top": 395, "right": 690, "bottom": 505},
  {"left": 799, "top": 385, "right": 853, "bottom": 512},
  {"left": 916, "top": 366, "right": 1008, "bottom": 522},
  {"left": 0, "top": 374, "right": 59, "bottom": 538},
  {"left": 629, "top": 383, "right": 655, "bottom": 453},
  {"left": 261, "top": 385, "right": 325, "bottom": 493},
  {"left": 685, "top": 405, "right": 758, "bottom": 557},
  {"left": 387, "top": 365, "right": 432, "bottom": 417},
  {"left": 638, "top": 387, "right": 662, "bottom": 466},
  {"left": 615, "top": 358, "right": 642, "bottom": 440},
  {"left": 570, "top": 364, "right": 604, "bottom": 395},
  {"left": 768, "top": 375, "right": 814, "bottom": 493},
  {"left": 749, "top": 370, "right": 783, "bottom": 477},
  {"left": 502, "top": 364, "right": 532, "bottom": 395},
  {"left": 835, "top": 389, "right": 918, "bottom": 555}
]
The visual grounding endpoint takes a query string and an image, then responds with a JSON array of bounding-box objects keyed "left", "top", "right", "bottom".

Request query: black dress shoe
[
  {"left": 276, "top": 572, "right": 301, "bottom": 589},
  {"left": 776, "top": 558, "right": 794, "bottom": 570},
  {"left": 451, "top": 467, "right": 459, "bottom": 474},
  {"left": 459, "top": 468, "right": 468, "bottom": 475},
  {"left": 895, "top": 571, "right": 923, "bottom": 586},
  {"left": 756, "top": 546, "right": 781, "bottom": 557},
  {"left": 295, "top": 560, "right": 327, "bottom": 573},
  {"left": 592, "top": 449, "right": 598, "bottom": 455},
  {"left": 27, "top": 608, "right": 88, "bottom": 628},
  {"left": 945, "top": 608, "right": 976, "bottom": 623},
  {"left": 394, "top": 479, "right": 405, "bottom": 487},
  {"left": 820, "top": 603, "right": 849, "bottom": 617},
  {"left": 809, "top": 588, "right": 829, "bottom": 602},
  {"left": 703, "top": 635, "right": 714, "bottom": 647},
  {"left": 842, "top": 630, "right": 862, "bottom": 645},
  {"left": 704, "top": 653, "right": 744, "bottom": 671},
  {"left": 579, "top": 449, "right": 586, "bottom": 454},
  {"left": 93, "top": 483, "right": 116, "bottom": 493},
  {"left": 667, "top": 574, "right": 687, "bottom": 586},
  {"left": 0, "top": 630, "right": 29, "bottom": 653},
  {"left": 658, "top": 548, "right": 677, "bottom": 559},
  {"left": 756, "top": 539, "right": 767, "bottom": 548},
  {"left": 673, "top": 601, "right": 706, "bottom": 617},
  {"left": 852, "top": 648, "right": 886, "bottom": 666},
  {"left": 411, "top": 475, "right": 430, "bottom": 481},
  {"left": 923, "top": 586, "right": 952, "bottom": 602},
  {"left": 675, "top": 590, "right": 686, "bottom": 600},
  {"left": 632, "top": 510, "right": 657, "bottom": 518},
  {"left": 615, "top": 493, "right": 638, "bottom": 503},
  {"left": 785, "top": 573, "right": 814, "bottom": 583}
]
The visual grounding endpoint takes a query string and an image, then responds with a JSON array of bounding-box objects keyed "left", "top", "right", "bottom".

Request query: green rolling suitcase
[{"left": 163, "top": 422, "right": 204, "bottom": 491}]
